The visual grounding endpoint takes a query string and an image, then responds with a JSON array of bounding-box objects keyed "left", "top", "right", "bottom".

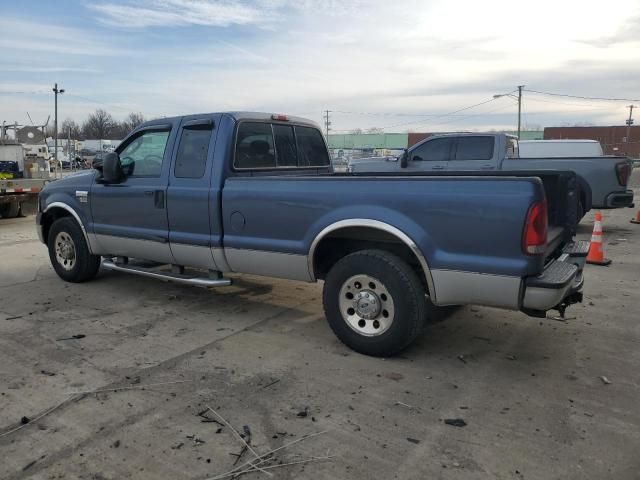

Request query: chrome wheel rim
[
  {"left": 54, "top": 232, "right": 76, "bottom": 271},
  {"left": 338, "top": 274, "right": 395, "bottom": 336}
]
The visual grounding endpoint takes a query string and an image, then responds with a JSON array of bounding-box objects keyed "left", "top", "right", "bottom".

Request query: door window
[
  {"left": 174, "top": 125, "right": 213, "bottom": 178},
  {"left": 411, "top": 138, "right": 453, "bottom": 161},
  {"left": 455, "top": 136, "right": 494, "bottom": 160},
  {"left": 119, "top": 130, "right": 169, "bottom": 177}
]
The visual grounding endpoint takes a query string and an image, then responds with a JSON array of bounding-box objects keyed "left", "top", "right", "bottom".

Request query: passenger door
[
  {"left": 447, "top": 136, "right": 496, "bottom": 171},
  {"left": 89, "top": 126, "right": 174, "bottom": 263},
  {"left": 166, "top": 116, "right": 219, "bottom": 269},
  {"left": 407, "top": 137, "right": 453, "bottom": 171}
]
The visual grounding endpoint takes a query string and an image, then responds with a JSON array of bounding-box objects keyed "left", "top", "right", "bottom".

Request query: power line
[{"left": 525, "top": 89, "right": 640, "bottom": 103}]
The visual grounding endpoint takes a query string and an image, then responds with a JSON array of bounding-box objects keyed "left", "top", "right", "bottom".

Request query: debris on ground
[
  {"left": 457, "top": 355, "right": 468, "bottom": 364},
  {"left": 203, "top": 406, "right": 332, "bottom": 480},
  {"left": 296, "top": 407, "right": 309, "bottom": 418},
  {"left": 171, "top": 442, "right": 184, "bottom": 450},
  {"left": 56, "top": 334, "right": 86, "bottom": 341},
  {"left": 259, "top": 379, "right": 280, "bottom": 390},
  {"left": 39, "top": 370, "right": 56, "bottom": 376},
  {"left": 385, "top": 372, "right": 404, "bottom": 381},
  {"left": 505, "top": 354, "right": 517, "bottom": 361},
  {"left": 395, "top": 401, "right": 416, "bottom": 410},
  {"left": 112, "top": 440, "right": 121, "bottom": 448},
  {"left": 20, "top": 416, "right": 30, "bottom": 425},
  {"left": 600, "top": 376, "right": 612, "bottom": 385},
  {"left": 406, "top": 437, "right": 421, "bottom": 444},
  {"left": 444, "top": 418, "right": 467, "bottom": 427},
  {"left": 186, "top": 434, "right": 206, "bottom": 446}
]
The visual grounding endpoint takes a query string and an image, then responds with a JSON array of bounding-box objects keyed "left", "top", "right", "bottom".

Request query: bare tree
[
  {"left": 82, "top": 109, "right": 115, "bottom": 139},
  {"left": 61, "top": 118, "right": 82, "bottom": 140},
  {"left": 124, "top": 112, "right": 145, "bottom": 131},
  {"left": 350, "top": 128, "right": 363, "bottom": 134},
  {"left": 366, "top": 127, "right": 384, "bottom": 134}
]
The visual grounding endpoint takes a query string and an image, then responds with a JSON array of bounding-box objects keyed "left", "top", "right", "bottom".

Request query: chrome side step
[{"left": 101, "top": 260, "right": 232, "bottom": 287}]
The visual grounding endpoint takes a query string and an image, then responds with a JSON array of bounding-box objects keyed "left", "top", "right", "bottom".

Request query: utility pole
[
  {"left": 323, "top": 110, "right": 331, "bottom": 139},
  {"left": 517, "top": 85, "right": 524, "bottom": 139},
  {"left": 52, "top": 83, "right": 65, "bottom": 172},
  {"left": 625, "top": 105, "right": 636, "bottom": 152}
]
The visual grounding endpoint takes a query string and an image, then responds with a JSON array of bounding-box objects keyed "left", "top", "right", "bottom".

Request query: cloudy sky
[{"left": 1, "top": 0, "right": 639, "bottom": 133}]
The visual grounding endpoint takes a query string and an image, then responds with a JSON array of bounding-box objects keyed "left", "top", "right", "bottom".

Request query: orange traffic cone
[
  {"left": 631, "top": 210, "right": 640, "bottom": 224},
  {"left": 586, "top": 211, "right": 611, "bottom": 266}
]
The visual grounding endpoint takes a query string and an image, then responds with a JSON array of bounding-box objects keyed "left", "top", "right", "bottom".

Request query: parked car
[
  {"left": 36, "top": 113, "right": 586, "bottom": 356},
  {"left": 350, "top": 133, "right": 634, "bottom": 218}
]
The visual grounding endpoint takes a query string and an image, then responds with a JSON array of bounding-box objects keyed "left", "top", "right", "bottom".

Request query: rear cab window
[{"left": 234, "top": 121, "right": 329, "bottom": 170}]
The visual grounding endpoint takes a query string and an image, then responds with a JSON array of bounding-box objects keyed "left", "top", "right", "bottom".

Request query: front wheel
[
  {"left": 323, "top": 249, "right": 427, "bottom": 357},
  {"left": 47, "top": 217, "right": 101, "bottom": 282}
]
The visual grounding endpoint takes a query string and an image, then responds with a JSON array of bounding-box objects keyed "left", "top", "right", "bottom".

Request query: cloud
[
  {"left": 0, "top": 17, "right": 124, "bottom": 56},
  {"left": 89, "top": 0, "right": 277, "bottom": 28}
]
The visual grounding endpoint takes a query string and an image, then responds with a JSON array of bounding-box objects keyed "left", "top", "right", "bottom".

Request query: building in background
[{"left": 544, "top": 126, "right": 640, "bottom": 158}]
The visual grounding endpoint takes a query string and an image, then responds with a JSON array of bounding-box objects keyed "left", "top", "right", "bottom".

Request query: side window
[
  {"left": 411, "top": 138, "right": 453, "bottom": 161},
  {"left": 235, "top": 122, "right": 275, "bottom": 169},
  {"left": 273, "top": 125, "right": 297, "bottom": 167},
  {"left": 174, "top": 125, "right": 213, "bottom": 178},
  {"left": 119, "top": 130, "right": 169, "bottom": 177},
  {"left": 296, "top": 126, "right": 330, "bottom": 166},
  {"left": 455, "top": 136, "right": 494, "bottom": 160}
]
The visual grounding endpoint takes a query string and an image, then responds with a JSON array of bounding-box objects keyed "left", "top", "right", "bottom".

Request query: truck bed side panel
[{"left": 221, "top": 176, "right": 545, "bottom": 285}]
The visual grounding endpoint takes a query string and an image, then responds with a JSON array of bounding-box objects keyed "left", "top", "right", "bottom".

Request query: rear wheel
[
  {"left": 47, "top": 217, "right": 101, "bottom": 282},
  {"left": 323, "top": 249, "right": 427, "bottom": 356}
]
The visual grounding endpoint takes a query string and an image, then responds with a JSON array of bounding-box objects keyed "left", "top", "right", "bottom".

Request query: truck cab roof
[{"left": 137, "top": 112, "right": 321, "bottom": 131}]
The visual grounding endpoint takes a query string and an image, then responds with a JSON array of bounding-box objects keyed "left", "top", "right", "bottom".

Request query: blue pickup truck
[{"left": 36, "top": 112, "right": 587, "bottom": 356}]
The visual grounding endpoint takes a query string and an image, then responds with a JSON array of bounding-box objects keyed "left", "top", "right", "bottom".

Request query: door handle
[
  {"left": 432, "top": 165, "right": 445, "bottom": 170},
  {"left": 143, "top": 190, "right": 154, "bottom": 196},
  {"left": 481, "top": 165, "right": 494, "bottom": 170}
]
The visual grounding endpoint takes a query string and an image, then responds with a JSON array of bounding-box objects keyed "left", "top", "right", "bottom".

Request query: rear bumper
[
  {"left": 521, "top": 241, "right": 588, "bottom": 314},
  {"left": 603, "top": 190, "right": 634, "bottom": 208}
]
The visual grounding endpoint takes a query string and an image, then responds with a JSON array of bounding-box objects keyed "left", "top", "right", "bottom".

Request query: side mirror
[
  {"left": 400, "top": 149, "right": 409, "bottom": 168},
  {"left": 101, "top": 152, "right": 123, "bottom": 183}
]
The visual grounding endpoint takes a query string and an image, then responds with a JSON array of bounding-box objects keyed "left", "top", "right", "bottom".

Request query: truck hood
[{"left": 44, "top": 170, "right": 97, "bottom": 191}]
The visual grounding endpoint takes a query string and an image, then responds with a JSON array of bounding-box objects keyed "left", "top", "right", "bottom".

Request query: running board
[{"left": 101, "top": 260, "right": 232, "bottom": 287}]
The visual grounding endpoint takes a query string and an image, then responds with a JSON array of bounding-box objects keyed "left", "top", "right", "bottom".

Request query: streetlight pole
[
  {"left": 626, "top": 105, "right": 636, "bottom": 153},
  {"left": 517, "top": 85, "right": 524, "bottom": 140},
  {"left": 494, "top": 85, "right": 525, "bottom": 139},
  {"left": 52, "top": 83, "right": 65, "bottom": 173}
]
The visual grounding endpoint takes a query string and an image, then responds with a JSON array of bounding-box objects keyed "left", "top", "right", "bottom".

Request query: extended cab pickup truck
[
  {"left": 350, "top": 133, "right": 634, "bottom": 218},
  {"left": 36, "top": 113, "right": 587, "bottom": 356}
]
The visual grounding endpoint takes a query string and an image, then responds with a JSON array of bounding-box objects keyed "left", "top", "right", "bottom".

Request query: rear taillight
[
  {"left": 523, "top": 200, "right": 548, "bottom": 255},
  {"left": 616, "top": 162, "right": 631, "bottom": 186}
]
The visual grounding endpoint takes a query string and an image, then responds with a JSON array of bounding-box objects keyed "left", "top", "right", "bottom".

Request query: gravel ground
[{"left": 0, "top": 171, "right": 639, "bottom": 480}]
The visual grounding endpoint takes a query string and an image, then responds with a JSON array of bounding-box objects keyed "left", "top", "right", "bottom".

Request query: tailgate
[{"left": 502, "top": 170, "right": 579, "bottom": 260}]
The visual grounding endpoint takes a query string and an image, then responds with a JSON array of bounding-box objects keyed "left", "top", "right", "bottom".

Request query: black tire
[
  {"left": 322, "top": 249, "right": 427, "bottom": 357},
  {"left": 47, "top": 217, "right": 101, "bottom": 283},
  {"left": 0, "top": 202, "right": 20, "bottom": 218},
  {"left": 576, "top": 200, "right": 585, "bottom": 223}
]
